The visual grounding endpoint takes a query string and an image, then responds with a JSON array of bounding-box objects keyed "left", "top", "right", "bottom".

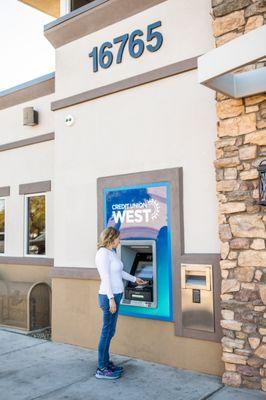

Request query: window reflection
[
  {"left": 0, "top": 199, "right": 5, "bottom": 254},
  {"left": 27, "top": 195, "right": 45, "bottom": 255}
]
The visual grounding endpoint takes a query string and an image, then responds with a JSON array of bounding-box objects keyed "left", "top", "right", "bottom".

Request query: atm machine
[{"left": 117, "top": 240, "right": 157, "bottom": 308}]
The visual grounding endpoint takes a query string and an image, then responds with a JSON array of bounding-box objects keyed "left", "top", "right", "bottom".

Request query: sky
[{"left": 0, "top": 0, "right": 55, "bottom": 91}]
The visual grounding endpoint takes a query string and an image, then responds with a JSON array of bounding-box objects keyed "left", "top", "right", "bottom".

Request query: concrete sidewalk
[{"left": 0, "top": 329, "right": 264, "bottom": 400}]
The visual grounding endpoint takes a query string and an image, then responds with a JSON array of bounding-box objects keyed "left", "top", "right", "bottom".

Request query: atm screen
[
  {"left": 127, "top": 251, "right": 153, "bottom": 285},
  {"left": 135, "top": 262, "right": 153, "bottom": 280}
]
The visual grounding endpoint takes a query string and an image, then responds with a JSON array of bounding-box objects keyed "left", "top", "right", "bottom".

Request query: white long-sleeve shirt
[{"left": 95, "top": 247, "right": 136, "bottom": 299}]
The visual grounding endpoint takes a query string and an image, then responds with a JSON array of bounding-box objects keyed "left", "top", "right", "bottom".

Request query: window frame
[{"left": 23, "top": 192, "right": 47, "bottom": 258}]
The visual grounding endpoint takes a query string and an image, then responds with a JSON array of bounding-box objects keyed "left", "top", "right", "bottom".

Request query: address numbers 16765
[{"left": 88, "top": 21, "right": 163, "bottom": 73}]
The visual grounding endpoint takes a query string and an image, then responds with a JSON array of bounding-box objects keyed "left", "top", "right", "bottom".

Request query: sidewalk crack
[
  {"left": 200, "top": 385, "right": 224, "bottom": 400},
  {"left": 0, "top": 341, "right": 49, "bottom": 357}
]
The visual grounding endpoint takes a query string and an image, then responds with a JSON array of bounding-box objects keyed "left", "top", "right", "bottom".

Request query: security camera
[{"left": 65, "top": 114, "right": 75, "bottom": 127}]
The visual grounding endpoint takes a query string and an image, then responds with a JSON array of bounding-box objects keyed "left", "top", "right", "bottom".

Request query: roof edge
[
  {"left": 0, "top": 72, "right": 55, "bottom": 110},
  {"left": 0, "top": 72, "right": 55, "bottom": 97}
]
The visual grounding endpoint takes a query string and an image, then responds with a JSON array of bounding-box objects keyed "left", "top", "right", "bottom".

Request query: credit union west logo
[{"left": 112, "top": 199, "right": 160, "bottom": 224}]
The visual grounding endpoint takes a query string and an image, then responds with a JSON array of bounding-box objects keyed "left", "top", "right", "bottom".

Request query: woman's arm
[
  {"left": 122, "top": 270, "right": 137, "bottom": 283},
  {"left": 122, "top": 270, "right": 148, "bottom": 285}
]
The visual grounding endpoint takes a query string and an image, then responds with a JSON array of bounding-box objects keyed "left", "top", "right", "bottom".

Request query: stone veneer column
[{"left": 211, "top": 0, "right": 266, "bottom": 391}]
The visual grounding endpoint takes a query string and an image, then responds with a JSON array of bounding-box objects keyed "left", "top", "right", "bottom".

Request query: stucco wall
[
  {"left": 0, "top": 94, "right": 54, "bottom": 144},
  {"left": 55, "top": 0, "right": 214, "bottom": 99},
  {"left": 0, "top": 94, "right": 54, "bottom": 258},
  {"left": 53, "top": 69, "right": 220, "bottom": 267}
]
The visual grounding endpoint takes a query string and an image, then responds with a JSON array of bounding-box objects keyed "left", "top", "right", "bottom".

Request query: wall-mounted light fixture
[
  {"left": 23, "top": 107, "right": 38, "bottom": 126},
  {"left": 257, "top": 160, "right": 266, "bottom": 206}
]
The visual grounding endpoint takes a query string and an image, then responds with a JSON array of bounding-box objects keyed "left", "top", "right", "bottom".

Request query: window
[
  {"left": 0, "top": 198, "right": 5, "bottom": 254},
  {"left": 25, "top": 194, "right": 46, "bottom": 255},
  {"left": 71, "top": 0, "right": 94, "bottom": 11}
]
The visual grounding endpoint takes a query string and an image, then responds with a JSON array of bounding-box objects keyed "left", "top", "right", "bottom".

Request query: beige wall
[
  {"left": 0, "top": 263, "right": 51, "bottom": 285},
  {"left": 0, "top": 142, "right": 54, "bottom": 258},
  {"left": 52, "top": 278, "right": 223, "bottom": 376},
  {"left": 0, "top": 94, "right": 54, "bottom": 144},
  {"left": 55, "top": 0, "right": 214, "bottom": 99},
  {"left": 54, "top": 70, "right": 219, "bottom": 267},
  {"left": 0, "top": 94, "right": 54, "bottom": 258}
]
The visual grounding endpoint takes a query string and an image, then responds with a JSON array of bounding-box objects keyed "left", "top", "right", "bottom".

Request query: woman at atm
[{"left": 95, "top": 227, "right": 147, "bottom": 380}]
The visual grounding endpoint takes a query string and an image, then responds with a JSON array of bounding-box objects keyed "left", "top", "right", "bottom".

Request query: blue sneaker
[
  {"left": 108, "top": 361, "right": 124, "bottom": 374},
  {"left": 95, "top": 367, "right": 121, "bottom": 380}
]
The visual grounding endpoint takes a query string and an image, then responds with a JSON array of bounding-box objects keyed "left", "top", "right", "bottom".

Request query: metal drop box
[{"left": 181, "top": 264, "right": 214, "bottom": 333}]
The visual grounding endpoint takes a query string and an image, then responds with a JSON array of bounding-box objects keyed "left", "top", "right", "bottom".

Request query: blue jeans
[{"left": 98, "top": 292, "right": 123, "bottom": 369}]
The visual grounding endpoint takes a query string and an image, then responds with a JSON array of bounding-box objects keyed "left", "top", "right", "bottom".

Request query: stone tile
[
  {"left": 229, "top": 214, "right": 266, "bottom": 239},
  {"left": 245, "top": 15, "right": 264, "bottom": 33},
  {"left": 213, "top": 11, "right": 245, "bottom": 36},
  {"left": 213, "top": 0, "right": 251, "bottom": 18},
  {"left": 217, "top": 99, "right": 244, "bottom": 119},
  {"left": 221, "top": 319, "right": 242, "bottom": 331},
  {"left": 221, "top": 279, "right": 240, "bottom": 294},
  {"left": 238, "top": 250, "right": 266, "bottom": 267},
  {"left": 220, "top": 202, "right": 246, "bottom": 214},
  {"left": 244, "top": 130, "right": 266, "bottom": 146},
  {"left": 218, "top": 114, "right": 256, "bottom": 137},
  {"left": 216, "top": 31, "right": 241, "bottom": 46}
]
